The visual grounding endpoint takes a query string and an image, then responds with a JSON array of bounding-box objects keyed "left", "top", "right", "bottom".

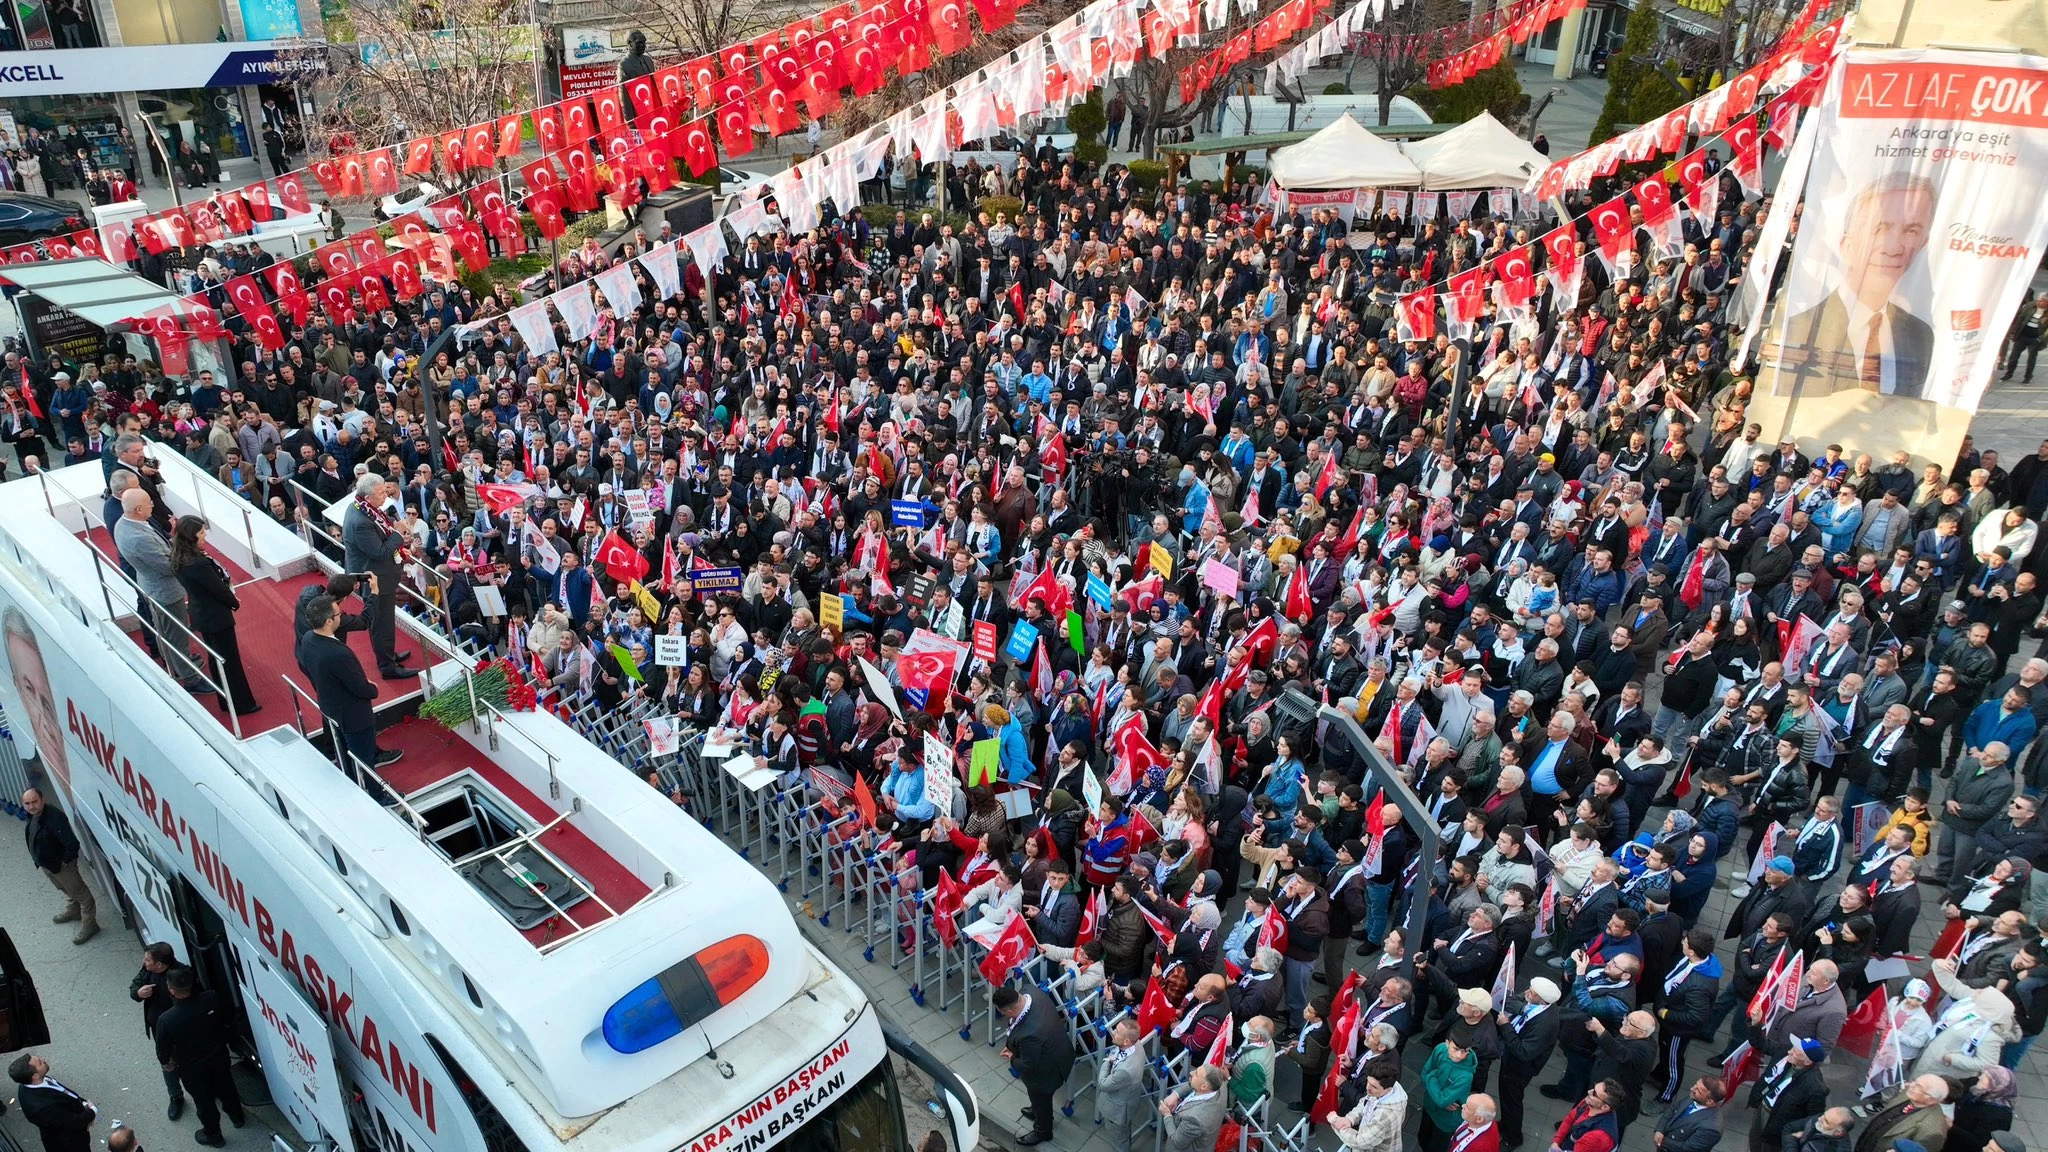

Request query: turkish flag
[
  {"left": 186, "top": 201, "right": 225, "bottom": 244},
  {"left": 405, "top": 136, "right": 435, "bottom": 175},
  {"left": 317, "top": 281, "right": 356, "bottom": 325},
  {"left": 218, "top": 190, "right": 252, "bottom": 233},
  {"left": 520, "top": 158, "right": 561, "bottom": 200},
  {"left": 805, "top": 33, "right": 843, "bottom": 89},
  {"left": 897, "top": 646, "right": 959, "bottom": 702},
  {"left": 654, "top": 65, "right": 688, "bottom": 116},
  {"left": 466, "top": 123, "right": 496, "bottom": 168},
  {"left": 68, "top": 229, "right": 101, "bottom": 259},
  {"left": 1541, "top": 223, "right": 1579, "bottom": 273},
  {"left": 102, "top": 220, "right": 139, "bottom": 262},
  {"left": 1136, "top": 975, "right": 1177, "bottom": 1036},
  {"left": 851, "top": 772, "right": 878, "bottom": 828},
  {"left": 976, "top": 914, "right": 1037, "bottom": 984},
  {"left": 1589, "top": 196, "right": 1635, "bottom": 268},
  {"left": 439, "top": 131, "right": 468, "bottom": 173},
  {"left": 928, "top": 0, "right": 969, "bottom": 52},
  {"left": 336, "top": 154, "right": 366, "bottom": 197},
  {"left": 1493, "top": 244, "right": 1536, "bottom": 307},
  {"left": 248, "top": 307, "right": 286, "bottom": 350},
  {"left": 360, "top": 150, "right": 399, "bottom": 199},
  {"left": 388, "top": 255, "right": 424, "bottom": 300},
  {"left": 1445, "top": 266, "right": 1487, "bottom": 328},
  {"left": 314, "top": 241, "right": 355, "bottom": 279},
  {"left": 263, "top": 261, "right": 304, "bottom": 299},
  {"left": 497, "top": 114, "right": 524, "bottom": 158},
  {"left": 389, "top": 212, "right": 432, "bottom": 248},
  {"left": 757, "top": 84, "right": 799, "bottom": 136},
  {"left": 639, "top": 138, "right": 677, "bottom": 193},
  {"left": 596, "top": 530, "right": 650, "bottom": 583},
  {"left": 245, "top": 180, "right": 274, "bottom": 221},
  {"left": 721, "top": 43, "right": 753, "bottom": 81},
  {"left": 687, "top": 55, "right": 722, "bottom": 108},
  {"left": 530, "top": 191, "right": 566, "bottom": 239},
  {"left": 449, "top": 226, "right": 489, "bottom": 274},
  {"left": 593, "top": 89, "right": 625, "bottom": 134},
  {"left": 533, "top": 105, "right": 564, "bottom": 154},
  {"left": 761, "top": 39, "right": 802, "bottom": 92},
  {"left": 716, "top": 100, "right": 754, "bottom": 157},
  {"left": 224, "top": 275, "right": 269, "bottom": 320},
  {"left": 847, "top": 39, "right": 884, "bottom": 94},
  {"left": 1632, "top": 173, "right": 1677, "bottom": 224},
  {"left": 971, "top": 0, "right": 1014, "bottom": 31},
  {"left": 562, "top": 99, "right": 594, "bottom": 144},
  {"left": 355, "top": 265, "right": 391, "bottom": 313},
  {"left": 1727, "top": 119, "right": 1763, "bottom": 190},
  {"left": 309, "top": 157, "right": 344, "bottom": 197},
  {"left": 710, "top": 74, "right": 749, "bottom": 108},
  {"left": 930, "top": 868, "right": 966, "bottom": 947},
  {"left": 890, "top": 15, "right": 930, "bottom": 74},
  {"left": 469, "top": 183, "right": 513, "bottom": 232},
  {"left": 1397, "top": 288, "right": 1437, "bottom": 342},
  {"left": 1837, "top": 985, "right": 1889, "bottom": 1059},
  {"left": 183, "top": 303, "right": 228, "bottom": 342},
  {"left": 563, "top": 162, "right": 600, "bottom": 213}
]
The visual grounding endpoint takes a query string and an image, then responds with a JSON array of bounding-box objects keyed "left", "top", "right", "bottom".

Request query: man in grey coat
[
  {"left": 1158, "top": 1065, "right": 1228, "bottom": 1152},
  {"left": 340, "top": 474, "right": 417, "bottom": 679},
  {"left": 1094, "top": 1018, "right": 1147, "bottom": 1152},
  {"left": 1762, "top": 959, "right": 1847, "bottom": 1061},
  {"left": 112, "top": 488, "right": 211, "bottom": 693}
]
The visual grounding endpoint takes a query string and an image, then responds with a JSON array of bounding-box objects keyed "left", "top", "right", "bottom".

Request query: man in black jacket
[
  {"left": 1780, "top": 1106, "right": 1855, "bottom": 1152},
  {"left": 154, "top": 967, "right": 244, "bottom": 1147},
  {"left": 1652, "top": 928, "right": 1723, "bottom": 1105},
  {"left": 1497, "top": 976, "right": 1564, "bottom": 1151},
  {"left": 996, "top": 984, "right": 1076, "bottom": 1146},
  {"left": 1746, "top": 1038, "right": 1829, "bottom": 1152},
  {"left": 131, "top": 941, "right": 190, "bottom": 1120},
  {"left": 1708, "top": 912, "right": 1794, "bottom": 1059},
  {"left": 296, "top": 595, "right": 401, "bottom": 774},
  {"left": 1652, "top": 1076, "right": 1727, "bottom": 1152},
  {"left": 22, "top": 789, "right": 96, "bottom": 944},
  {"left": 7, "top": 1053, "right": 97, "bottom": 1152},
  {"left": 1023, "top": 861, "right": 1081, "bottom": 948}
]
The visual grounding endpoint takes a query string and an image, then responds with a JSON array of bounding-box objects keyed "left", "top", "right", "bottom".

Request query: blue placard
[
  {"left": 1003, "top": 620, "right": 1040, "bottom": 663},
  {"left": 890, "top": 499, "right": 928, "bottom": 528},
  {"left": 690, "top": 566, "right": 745, "bottom": 592},
  {"left": 1085, "top": 572, "right": 1114, "bottom": 611}
]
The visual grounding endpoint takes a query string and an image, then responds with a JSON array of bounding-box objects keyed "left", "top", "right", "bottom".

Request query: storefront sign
[
  {"left": 18, "top": 296, "right": 103, "bottom": 368},
  {"left": 239, "top": 0, "right": 305, "bottom": 40},
  {"left": 560, "top": 61, "right": 618, "bottom": 102},
  {"left": 0, "top": 41, "right": 327, "bottom": 98}
]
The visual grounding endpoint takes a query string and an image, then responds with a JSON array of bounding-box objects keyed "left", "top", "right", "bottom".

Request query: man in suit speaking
[{"left": 1766, "top": 171, "right": 1937, "bottom": 399}]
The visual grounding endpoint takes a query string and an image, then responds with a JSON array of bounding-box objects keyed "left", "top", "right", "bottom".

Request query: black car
[{"left": 0, "top": 192, "right": 91, "bottom": 250}]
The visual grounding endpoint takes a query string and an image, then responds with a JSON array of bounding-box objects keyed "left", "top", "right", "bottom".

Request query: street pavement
[{"left": 0, "top": 830, "right": 282, "bottom": 1152}]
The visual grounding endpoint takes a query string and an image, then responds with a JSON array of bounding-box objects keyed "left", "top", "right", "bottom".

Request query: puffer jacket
[{"left": 1097, "top": 898, "right": 1152, "bottom": 980}]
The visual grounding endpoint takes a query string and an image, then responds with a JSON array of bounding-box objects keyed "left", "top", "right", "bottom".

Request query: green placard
[{"left": 969, "top": 737, "right": 1000, "bottom": 787}]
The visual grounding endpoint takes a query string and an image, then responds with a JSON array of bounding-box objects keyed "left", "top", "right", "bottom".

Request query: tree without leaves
[
  {"left": 1114, "top": 2, "right": 1353, "bottom": 159},
  {"left": 560, "top": 0, "right": 771, "bottom": 63},
  {"left": 1361, "top": 0, "right": 1463, "bottom": 126},
  {"left": 295, "top": 0, "right": 540, "bottom": 154}
]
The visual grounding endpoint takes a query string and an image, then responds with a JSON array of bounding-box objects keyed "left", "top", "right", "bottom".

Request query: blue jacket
[
  {"left": 1694, "top": 796, "right": 1741, "bottom": 859},
  {"left": 1961, "top": 699, "right": 2039, "bottom": 759},
  {"left": 882, "top": 762, "right": 935, "bottom": 821},
  {"left": 1568, "top": 566, "right": 1626, "bottom": 615},
  {"left": 1571, "top": 972, "right": 1634, "bottom": 1026},
  {"left": 998, "top": 718, "right": 1034, "bottom": 784},
  {"left": 1670, "top": 840, "right": 1719, "bottom": 923}
]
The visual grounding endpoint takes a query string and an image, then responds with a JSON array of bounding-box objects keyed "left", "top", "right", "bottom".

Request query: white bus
[{"left": 0, "top": 452, "right": 977, "bottom": 1152}]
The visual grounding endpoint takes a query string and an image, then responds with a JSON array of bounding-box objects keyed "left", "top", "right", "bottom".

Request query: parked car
[
  {"left": 0, "top": 193, "right": 91, "bottom": 249},
  {"left": 377, "top": 181, "right": 444, "bottom": 221}
]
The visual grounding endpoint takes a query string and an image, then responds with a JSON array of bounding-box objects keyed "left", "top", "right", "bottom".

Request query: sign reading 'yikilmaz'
[{"left": 0, "top": 41, "right": 327, "bottom": 98}]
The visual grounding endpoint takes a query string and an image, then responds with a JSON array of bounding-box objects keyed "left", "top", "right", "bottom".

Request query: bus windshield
[{"left": 773, "top": 1060, "right": 912, "bottom": 1152}]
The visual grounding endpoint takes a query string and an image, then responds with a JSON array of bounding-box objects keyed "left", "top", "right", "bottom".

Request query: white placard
[
  {"left": 472, "top": 583, "right": 507, "bottom": 618},
  {"left": 1081, "top": 766, "right": 1102, "bottom": 813},
  {"left": 654, "top": 634, "right": 687, "bottom": 667},
  {"left": 923, "top": 734, "right": 956, "bottom": 814}
]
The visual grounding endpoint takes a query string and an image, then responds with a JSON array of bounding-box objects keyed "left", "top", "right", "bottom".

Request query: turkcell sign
[{"left": 0, "top": 41, "right": 328, "bottom": 98}]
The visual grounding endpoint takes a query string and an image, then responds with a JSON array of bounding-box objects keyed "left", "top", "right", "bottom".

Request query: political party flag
[{"left": 1491, "top": 942, "right": 1519, "bottom": 1011}]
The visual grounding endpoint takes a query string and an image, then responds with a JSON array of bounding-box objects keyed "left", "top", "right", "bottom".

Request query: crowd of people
[{"left": 6, "top": 126, "right": 2048, "bottom": 1152}]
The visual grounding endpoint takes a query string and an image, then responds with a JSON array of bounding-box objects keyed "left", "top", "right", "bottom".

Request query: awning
[{"left": 0, "top": 258, "right": 191, "bottom": 331}]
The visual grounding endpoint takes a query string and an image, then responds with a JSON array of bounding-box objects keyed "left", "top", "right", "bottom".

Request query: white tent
[
  {"left": 1268, "top": 113, "right": 1421, "bottom": 190},
  {"left": 1402, "top": 113, "right": 1551, "bottom": 191}
]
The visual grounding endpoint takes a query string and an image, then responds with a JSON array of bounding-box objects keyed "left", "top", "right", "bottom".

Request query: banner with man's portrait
[{"left": 1751, "top": 48, "right": 2048, "bottom": 461}]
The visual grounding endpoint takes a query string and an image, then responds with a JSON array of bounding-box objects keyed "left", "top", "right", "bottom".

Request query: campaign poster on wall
[{"left": 1751, "top": 49, "right": 2048, "bottom": 462}]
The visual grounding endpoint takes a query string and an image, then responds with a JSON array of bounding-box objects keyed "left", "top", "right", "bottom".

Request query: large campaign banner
[{"left": 1751, "top": 49, "right": 2048, "bottom": 461}]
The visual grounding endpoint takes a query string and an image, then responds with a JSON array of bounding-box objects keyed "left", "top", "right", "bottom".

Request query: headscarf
[
  {"left": 855, "top": 702, "right": 890, "bottom": 744},
  {"left": 1970, "top": 1065, "right": 2018, "bottom": 1108}
]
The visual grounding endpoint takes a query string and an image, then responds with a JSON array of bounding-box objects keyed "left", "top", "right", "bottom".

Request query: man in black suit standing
[
  {"left": 154, "top": 967, "right": 245, "bottom": 1148},
  {"left": 131, "top": 941, "right": 189, "bottom": 1121},
  {"left": 1764, "top": 172, "right": 1938, "bottom": 401},
  {"left": 340, "top": 474, "right": 418, "bottom": 681},
  {"left": 996, "top": 984, "right": 1076, "bottom": 1147},
  {"left": 8, "top": 1053, "right": 98, "bottom": 1152},
  {"left": 297, "top": 595, "right": 401, "bottom": 775}
]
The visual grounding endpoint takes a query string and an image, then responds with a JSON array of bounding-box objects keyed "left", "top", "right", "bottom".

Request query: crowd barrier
[{"left": 424, "top": 618, "right": 1320, "bottom": 1150}]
